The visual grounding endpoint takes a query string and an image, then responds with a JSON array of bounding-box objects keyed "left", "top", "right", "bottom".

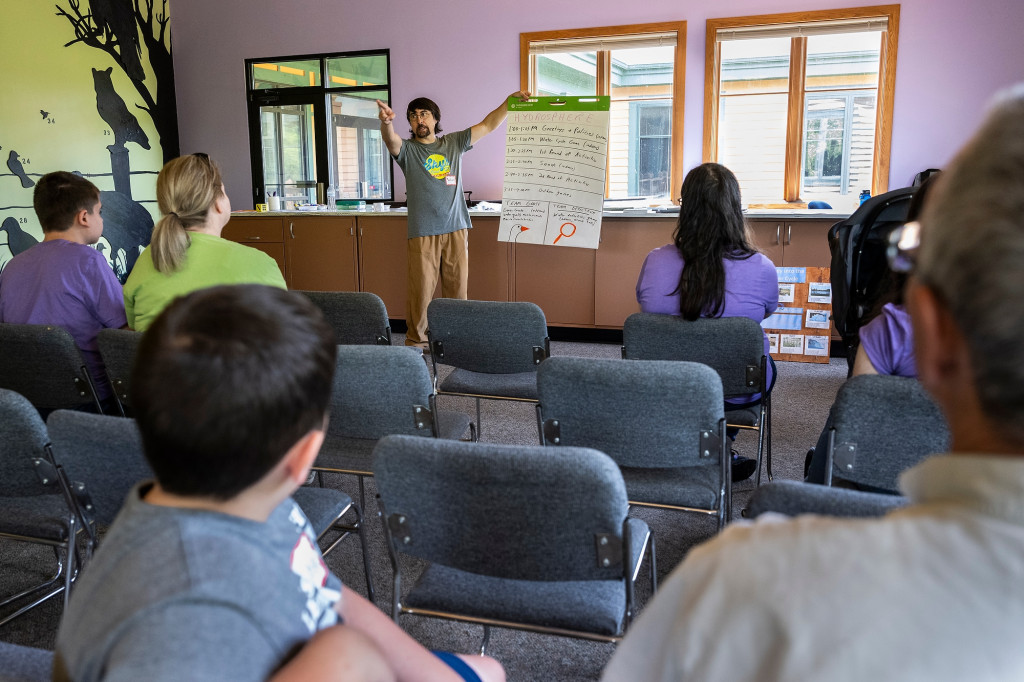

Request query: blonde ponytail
[{"left": 151, "top": 154, "right": 224, "bottom": 273}]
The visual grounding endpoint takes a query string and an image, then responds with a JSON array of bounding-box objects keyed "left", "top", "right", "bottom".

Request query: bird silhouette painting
[
  {"left": 93, "top": 67, "right": 150, "bottom": 151},
  {"left": 89, "top": 0, "right": 145, "bottom": 81},
  {"left": 40, "top": 109, "right": 50, "bottom": 119},
  {"left": 6, "top": 151, "right": 34, "bottom": 188},
  {"left": 1, "top": 217, "right": 40, "bottom": 257}
]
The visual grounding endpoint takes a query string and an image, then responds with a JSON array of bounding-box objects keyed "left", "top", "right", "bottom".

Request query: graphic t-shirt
[
  {"left": 396, "top": 128, "right": 473, "bottom": 239},
  {"left": 54, "top": 484, "right": 342, "bottom": 682}
]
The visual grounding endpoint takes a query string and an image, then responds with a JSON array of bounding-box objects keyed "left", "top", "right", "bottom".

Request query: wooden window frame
[
  {"left": 521, "top": 22, "right": 687, "bottom": 202},
  {"left": 703, "top": 5, "right": 900, "bottom": 202}
]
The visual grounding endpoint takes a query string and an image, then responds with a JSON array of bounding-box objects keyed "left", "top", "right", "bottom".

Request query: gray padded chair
[
  {"left": 46, "top": 411, "right": 375, "bottom": 599},
  {"left": 373, "top": 435, "right": 653, "bottom": 651},
  {"left": 0, "top": 641, "right": 53, "bottom": 682},
  {"left": 427, "top": 298, "right": 549, "bottom": 438},
  {"left": 298, "top": 291, "right": 392, "bottom": 345},
  {"left": 538, "top": 357, "right": 731, "bottom": 531},
  {"left": 748, "top": 479, "right": 908, "bottom": 519},
  {"left": 0, "top": 389, "right": 78, "bottom": 628},
  {"left": 622, "top": 313, "right": 773, "bottom": 484},
  {"left": 314, "top": 345, "right": 472, "bottom": 510},
  {"left": 824, "top": 374, "right": 950, "bottom": 493},
  {"left": 0, "top": 322, "right": 102, "bottom": 414},
  {"left": 96, "top": 328, "right": 143, "bottom": 416}
]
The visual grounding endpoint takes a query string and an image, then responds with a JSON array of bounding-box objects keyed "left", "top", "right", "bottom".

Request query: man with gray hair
[{"left": 603, "top": 86, "right": 1024, "bottom": 681}]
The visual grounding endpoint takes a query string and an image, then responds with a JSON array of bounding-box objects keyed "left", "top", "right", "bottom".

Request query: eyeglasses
[{"left": 887, "top": 221, "right": 921, "bottom": 273}]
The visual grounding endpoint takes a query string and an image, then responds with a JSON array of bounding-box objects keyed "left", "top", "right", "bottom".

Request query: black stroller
[{"left": 828, "top": 187, "right": 916, "bottom": 373}]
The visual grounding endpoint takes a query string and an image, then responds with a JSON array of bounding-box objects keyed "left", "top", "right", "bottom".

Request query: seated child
[
  {"left": 0, "top": 171, "right": 127, "bottom": 404},
  {"left": 54, "top": 284, "right": 504, "bottom": 682}
]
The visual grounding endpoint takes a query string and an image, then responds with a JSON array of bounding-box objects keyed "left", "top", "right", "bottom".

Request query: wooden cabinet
[
  {"left": 467, "top": 217, "right": 511, "bottom": 302},
  {"left": 224, "top": 212, "right": 842, "bottom": 328},
  {"left": 222, "top": 216, "right": 286, "bottom": 280},
  {"left": 593, "top": 218, "right": 674, "bottom": 328},
  {"left": 748, "top": 218, "right": 836, "bottom": 267},
  {"left": 513, "top": 243, "right": 595, "bottom": 326},
  {"left": 285, "top": 216, "right": 358, "bottom": 291}
]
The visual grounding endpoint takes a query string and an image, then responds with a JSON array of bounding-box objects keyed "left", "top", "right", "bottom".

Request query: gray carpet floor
[{"left": 0, "top": 337, "right": 848, "bottom": 681}]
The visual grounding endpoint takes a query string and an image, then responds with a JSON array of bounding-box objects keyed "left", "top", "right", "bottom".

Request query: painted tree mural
[{"left": 56, "top": 0, "right": 179, "bottom": 164}]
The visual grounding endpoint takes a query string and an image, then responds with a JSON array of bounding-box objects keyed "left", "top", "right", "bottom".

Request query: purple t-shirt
[
  {"left": 636, "top": 244, "right": 779, "bottom": 398},
  {"left": 0, "top": 239, "right": 127, "bottom": 400},
  {"left": 859, "top": 303, "right": 916, "bottom": 377}
]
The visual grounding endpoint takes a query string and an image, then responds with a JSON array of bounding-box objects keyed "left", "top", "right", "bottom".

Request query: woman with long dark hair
[{"left": 636, "top": 163, "right": 779, "bottom": 481}]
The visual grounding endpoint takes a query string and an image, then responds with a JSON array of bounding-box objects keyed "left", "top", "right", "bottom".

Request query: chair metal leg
[
  {"left": 475, "top": 398, "right": 482, "bottom": 439},
  {"left": 648, "top": 538, "right": 658, "bottom": 594},
  {"left": 479, "top": 624, "right": 492, "bottom": 655},
  {"left": 353, "top": 505, "right": 375, "bottom": 603}
]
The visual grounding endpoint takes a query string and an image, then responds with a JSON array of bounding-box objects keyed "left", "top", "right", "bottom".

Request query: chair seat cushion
[
  {"left": 621, "top": 465, "right": 721, "bottom": 510},
  {"left": 439, "top": 369, "right": 539, "bottom": 400},
  {"left": 723, "top": 404, "right": 760, "bottom": 427},
  {"left": 405, "top": 565, "right": 627, "bottom": 636},
  {"left": 436, "top": 411, "right": 472, "bottom": 441},
  {"left": 291, "top": 488, "right": 353, "bottom": 537},
  {"left": 315, "top": 437, "right": 377, "bottom": 475},
  {"left": 0, "top": 495, "right": 72, "bottom": 541}
]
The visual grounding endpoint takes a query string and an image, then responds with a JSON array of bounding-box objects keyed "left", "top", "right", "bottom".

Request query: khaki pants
[{"left": 406, "top": 229, "right": 469, "bottom": 345}]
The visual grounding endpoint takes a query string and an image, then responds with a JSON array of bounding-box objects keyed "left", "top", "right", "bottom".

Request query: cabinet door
[
  {"left": 748, "top": 219, "right": 784, "bottom": 266},
  {"left": 513, "top": 243, "right": 596, "bottom": 326},
  {"left": 467, "top": 217, "right": 511, "bottom": 302},
  {"left": 285, "top": 217, "right": 358, "bottom": 291},
  {"left": 783, "top": 220, "right": 836, "bottom": 267},
  {"left": 594, "top": 219, "right": 674, "bottom": 327},
  {"left": 222, "top": 217, "right": 286, "bottom": 279}
]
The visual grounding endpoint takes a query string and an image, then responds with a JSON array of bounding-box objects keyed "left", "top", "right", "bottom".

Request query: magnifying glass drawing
[{"left": 553, "top": 222, "right": 576, "bottom": 244}]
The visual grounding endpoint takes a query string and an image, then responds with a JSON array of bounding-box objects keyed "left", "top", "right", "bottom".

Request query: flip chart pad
[{"left": 499, "top": 96, "right": 610, "bottom": 250}]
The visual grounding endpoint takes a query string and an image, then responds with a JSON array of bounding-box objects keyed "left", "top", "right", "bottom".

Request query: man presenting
[{"left": 376, "top": 91, "right": 528, "bottom": 348}]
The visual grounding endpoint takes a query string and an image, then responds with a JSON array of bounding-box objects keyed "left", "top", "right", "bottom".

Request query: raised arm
[
  {"left": 470, "top": 90, "right": 531, "bottom": 145},
  {"left": 376, "top": 100, "right": 403, "bottom": 157}
]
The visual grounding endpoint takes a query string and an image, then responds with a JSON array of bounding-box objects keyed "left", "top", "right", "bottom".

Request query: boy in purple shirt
[{"left": 0, "top": 172, "right": 127, "bottom": 402}]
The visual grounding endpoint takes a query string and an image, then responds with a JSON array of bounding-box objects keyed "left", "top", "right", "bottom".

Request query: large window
[
  {"left": 522, "top": 23, "right": 686, "bottom": 202},
  {"left": 704, "top": 7, "right": 899, "bottom": 211},
  {"left": 245, "top": 50, "right": 392, "bottom": 207}
]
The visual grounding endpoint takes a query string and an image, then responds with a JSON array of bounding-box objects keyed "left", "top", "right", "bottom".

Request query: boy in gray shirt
[{"left": 54, "top": 284, "right": 504, "bottom": 682}]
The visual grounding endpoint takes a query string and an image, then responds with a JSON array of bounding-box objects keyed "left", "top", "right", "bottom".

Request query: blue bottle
[{"left": 859, "top": 190, "right": 871, "bottom": 205}]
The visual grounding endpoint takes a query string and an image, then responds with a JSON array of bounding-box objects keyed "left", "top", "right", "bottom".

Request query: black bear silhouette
[
  {"left": 6, "top": 151, "right": 34, "bottom": 188},
  {"left": 93, "top": 67, "right": 151, "bottom": 150},
  {"left": 0, "top": 216, "right": 40, "bottom": 256},
  {"left": 90, "top": 0, "right": 145, "bottom": 81}
]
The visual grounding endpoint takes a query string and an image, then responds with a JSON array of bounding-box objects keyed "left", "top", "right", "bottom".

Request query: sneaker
[{"left": 731, "top": 450, "right": 756, "bottom": 482}]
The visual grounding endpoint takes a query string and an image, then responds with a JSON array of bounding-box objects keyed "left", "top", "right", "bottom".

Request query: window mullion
[
  {"left": 783, "top": 36, "right": 807, "bottom": 203},
  {"left": 599, "top": 50, "right": 612, "bottom": 198}
]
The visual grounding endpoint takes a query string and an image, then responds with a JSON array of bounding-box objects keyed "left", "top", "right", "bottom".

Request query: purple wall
[{"left": 170, "top": 0, "right": 1024, "bottom": 208}]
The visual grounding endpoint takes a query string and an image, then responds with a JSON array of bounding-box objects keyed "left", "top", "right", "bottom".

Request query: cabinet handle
[
  {"left": 289, "top": 221, "right": 295, "bottom": 239},
  {"left": 248, "top": 236, "right": 261, "bottom": 241},
  {"left": 775, "top": 225, "right": 781, "bottom": 245},
  {"left": 786, "top": 225, "right": 792, "bottom": 245},
  {"left": 350, "top": 226, "right": 354, "bottom": 236}
]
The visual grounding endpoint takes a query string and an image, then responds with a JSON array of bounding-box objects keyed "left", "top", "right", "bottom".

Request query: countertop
[{"left": 234, "top": 208, "right": 849, "bottom": 220}]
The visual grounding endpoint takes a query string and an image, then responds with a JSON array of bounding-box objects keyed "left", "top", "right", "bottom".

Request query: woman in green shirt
[{"left": 124, "top": 154, "right": 286, "bottom": 331}]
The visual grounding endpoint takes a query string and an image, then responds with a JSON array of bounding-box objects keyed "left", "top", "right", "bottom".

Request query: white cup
[{"left": 268, "top": 196, "right": 281, "bottom": 211}]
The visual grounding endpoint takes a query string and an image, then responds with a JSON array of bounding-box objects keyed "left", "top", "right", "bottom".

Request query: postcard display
[
  {"left": 762, "top": 267, "right": 833, "bottom": 364},
  {"left": 499, "top": 96, "right": 610, "bottom": 249}
]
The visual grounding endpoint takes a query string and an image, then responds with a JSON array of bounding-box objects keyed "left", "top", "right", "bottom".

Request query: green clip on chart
[{"left": 499, "top": 96, "right": 610, "bottom": 250}]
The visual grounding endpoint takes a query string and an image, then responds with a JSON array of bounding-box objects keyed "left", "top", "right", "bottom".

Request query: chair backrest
[
  {"left": 0, "top": 322, "right": 99, "bottom": 411},
  {"left": 327, "top": 345, "right": 435, "bottom": 441},
  {"left": 829, "top": 374, "right": 950, "bottom": 492},
  {"left": 298, "top": 291, "right": 391, "bottom": 345},
  {"left": 96, "top": 328, "right": 143, "bottom": 407},
  {"left": 0, "top": 389, "right": 56, "bottom": 497},
  {"left": 373, "top": 434, "right": 629, "bottom": 581},
  {"left": 537, "top": 357, "right": 724, "bottom": 469},
  {"left": 427, "top": 298, "right": 549, "bottom": 374},
  {"left": 622, "top": 313, "right": 765, "bottom": 399},
  {"left": 46, "top": 411, "right": 150, "bottom": 526}
]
